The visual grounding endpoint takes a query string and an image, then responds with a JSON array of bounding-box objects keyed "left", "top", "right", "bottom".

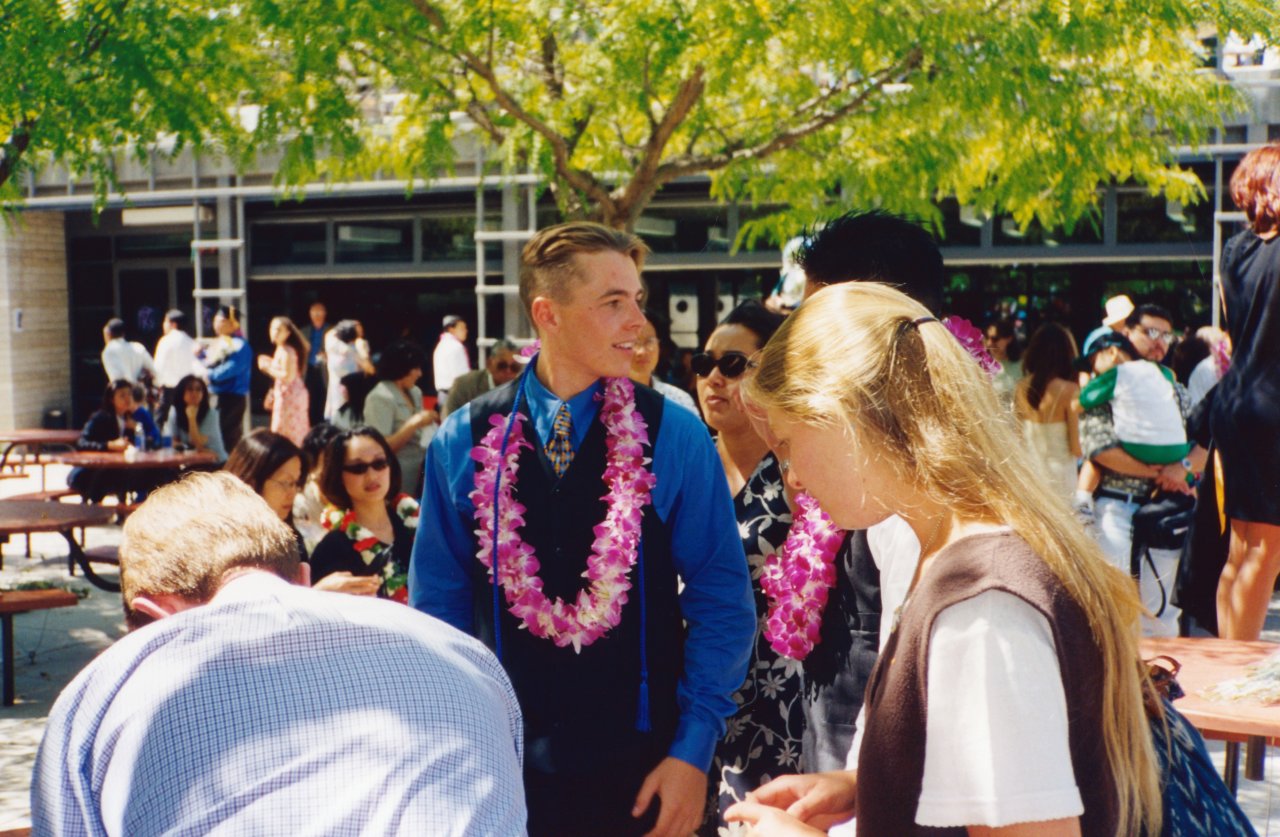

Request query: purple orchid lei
[
  {"left": 470, "top": 376, "right": 656, "bottom": 652},
  {"left": 941, "top": 316, "right": 1002, "bottom": 378},
  {"left": 760, "top": 491, "right": 844, "bottom": 660}
]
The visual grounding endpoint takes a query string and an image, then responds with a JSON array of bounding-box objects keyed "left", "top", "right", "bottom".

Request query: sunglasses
[
  {"left": 1141, "top": 326, "right": 1174, "bottom": 344},
  {"left": 342, "top": 457, "right": 390, "bottom": 476},
  {"left": 691, "top": 351, "right": 752, "bottom": 379},
  {"left": 493, "top": 360, "right": 521, "bottom": 373}
]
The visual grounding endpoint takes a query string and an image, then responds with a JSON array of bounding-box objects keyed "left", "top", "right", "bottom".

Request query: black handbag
[{"left": 1130, "top": 492, "right": 1197, "bottom": 618}]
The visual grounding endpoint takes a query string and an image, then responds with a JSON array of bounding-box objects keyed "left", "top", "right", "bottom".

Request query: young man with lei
[{"left": 410, "top": 221, "right": 755, "bottom": 837}]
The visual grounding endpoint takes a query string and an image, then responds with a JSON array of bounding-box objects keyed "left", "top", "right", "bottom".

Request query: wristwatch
[{"left": 1181, "top": 457, "right": 1198, "bottom": 487}]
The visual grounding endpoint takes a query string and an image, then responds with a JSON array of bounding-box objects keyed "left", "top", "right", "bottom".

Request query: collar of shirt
[{"left": 523, "top": 366, "right": 601, "bottom": 450}]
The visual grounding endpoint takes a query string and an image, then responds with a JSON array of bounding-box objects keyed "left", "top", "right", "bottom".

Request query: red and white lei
[
  {"left": 470, "top": 377, "right": 656, "bottom": 652},
  {"left": 760, "top": 491, "right": 844, "bottom": 660},
  {"left": 320, "top": 493, "right": 420, "bottom": 577}
]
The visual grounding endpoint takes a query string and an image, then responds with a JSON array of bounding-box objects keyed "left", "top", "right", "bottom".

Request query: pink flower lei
[
  {"left": 760, "top": 491, "right": 844, "bottom": 660},
  {"left": 470, "top": 377, "right": 656, "bottom": 652}
]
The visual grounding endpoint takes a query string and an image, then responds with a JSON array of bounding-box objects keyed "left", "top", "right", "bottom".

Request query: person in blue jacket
[
  {"left": 410, "top": 222, "right": 755, "bottom": 837},
  {"left": 202, "top": 305, "right": 252, "bottom": 453}
]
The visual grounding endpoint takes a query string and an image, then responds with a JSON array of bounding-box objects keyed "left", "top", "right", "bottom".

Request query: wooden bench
[
  {"left": 1, "top": 588, "right": 78, "bottom": 705},
  {"left": 2, "top": 489, "right": 83, "bottom": 560},
  {"left": 8, "top": 488, "right": 79, "bottom": 503}
]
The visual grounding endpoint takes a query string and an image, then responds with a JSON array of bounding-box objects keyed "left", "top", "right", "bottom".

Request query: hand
[
  {"left": 257, "top": 355, "right": 272, "bottom": 372},
  {"left": 723, "top": 799, "right": 825, "bottom": 836},
  {"left": 106, "top": 438, "right": 129, "bottom": 451},
  {"left": 1155, "top": 463, "right": 1195, "bottom": 495},
  {"left": 413, "top": 409, "right": 438, "bottom": 430},
  {"left": 632, "top": 756, "right": 707, "bottom": 837},
  {"left": 185, "top": 404, "right": 199, "bottom": 417},
  {"left": 744, "top": 771, "right": 858, "bottom": 831},
  {"left": 311, "top": 572, "right": 382, "bottom": 596}
]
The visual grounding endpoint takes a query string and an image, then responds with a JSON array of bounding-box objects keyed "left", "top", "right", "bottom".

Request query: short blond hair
[
  {"left": 518, "top": 222, "right": 648, "bottom": 321},
  {"left": 744, "top": 282, "right": 1161, "bottom": 837},
  {"left": 120, "top": 471, "right": 300, "bottom": 609}
]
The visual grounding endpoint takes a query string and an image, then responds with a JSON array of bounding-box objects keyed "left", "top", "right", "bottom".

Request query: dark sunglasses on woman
[
  {"left": 342, "top": 457, "right": 390, "bottom": 475},
  {"left": 691, "top": 351, "right": 752, "bottom": 379}
]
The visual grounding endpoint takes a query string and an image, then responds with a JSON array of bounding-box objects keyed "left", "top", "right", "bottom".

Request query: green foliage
[{"left": 3, "top": 0, "right": 1278, "bottom": 240}]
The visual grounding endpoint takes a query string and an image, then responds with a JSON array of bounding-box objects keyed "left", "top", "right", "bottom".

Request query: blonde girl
[{"left": 727, "top": 282, "right": 1160, "bottom": 837}]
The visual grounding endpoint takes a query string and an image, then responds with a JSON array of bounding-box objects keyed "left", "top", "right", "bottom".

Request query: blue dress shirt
[{"left": 411, "top": 366, "right": 755, "bottom": 771}]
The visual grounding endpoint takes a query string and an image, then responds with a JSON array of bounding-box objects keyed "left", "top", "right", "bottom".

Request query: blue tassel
[{"left": 636, "top": 677, "right": 651, "bottom": 732}]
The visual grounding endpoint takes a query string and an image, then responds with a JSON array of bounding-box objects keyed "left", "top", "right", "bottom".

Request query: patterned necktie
[{"left": 546, "top": 403, "right": 574, "bottom": 478}]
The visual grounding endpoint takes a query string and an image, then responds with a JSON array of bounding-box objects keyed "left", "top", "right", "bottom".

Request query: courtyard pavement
[{"left": 4, "top": 463, "right": 1280, "bottom": 832}]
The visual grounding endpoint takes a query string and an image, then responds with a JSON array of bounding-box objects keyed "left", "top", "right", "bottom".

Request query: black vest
[{"left": 468, "top": 381, "right": 685, "bottom": 776}]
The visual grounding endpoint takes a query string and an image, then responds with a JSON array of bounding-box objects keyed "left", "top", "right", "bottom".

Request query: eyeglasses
[
  {"left": 342, "top": 457, "right": 390, "bottom": 476},
  {"left": 266, "top": 476, "right": 304, "bottom": 492},
  {"left": 492, "top": 360, "right": 521, "bottom": 373},
  {"left": 691, "top": 351, "right": 752, "bottom": 379},
  {"left": 1141, "top": 326, "right": 1174, "bottom": 344}
]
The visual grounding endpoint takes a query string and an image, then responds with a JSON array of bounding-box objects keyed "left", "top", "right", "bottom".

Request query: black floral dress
[{"left": 703, "top": 452, "right": 806, "bottom": 835}]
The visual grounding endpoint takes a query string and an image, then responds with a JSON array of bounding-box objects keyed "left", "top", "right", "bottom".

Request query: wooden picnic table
[
  {"left": 0, "top": 588, "right": 79, "bottom": 705},
  {"left": 51, "top": 448, "right": 219, "bottom": 470},
  {"left": 1143, "top": 635, "right": 1280, "bottom": 793},
  {"left": 0, "top": 429, "right": 82, "bottom": 490},
  {"left": 0, "top": 500, "right": 117, "bottom": 591}
]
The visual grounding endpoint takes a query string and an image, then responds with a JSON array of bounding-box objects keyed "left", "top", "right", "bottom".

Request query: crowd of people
[{"left": 32, "top": 142, "right": 1280, "bottom": 836}]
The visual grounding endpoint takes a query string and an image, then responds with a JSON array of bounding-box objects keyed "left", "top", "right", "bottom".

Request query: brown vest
[{"left": 856, "top": 530, "right": 1119, "bottom": 837}]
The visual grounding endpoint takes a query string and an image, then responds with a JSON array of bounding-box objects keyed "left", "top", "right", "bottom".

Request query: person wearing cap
[
  {"left": 410, "top": 222, "right": 754, "bottom": 837},
  {"left": 432, "top": 314, "right": 472, "bottom": 403},
  {"left": 1076, "top": 329, "right": 1192, "bottom": 637}
]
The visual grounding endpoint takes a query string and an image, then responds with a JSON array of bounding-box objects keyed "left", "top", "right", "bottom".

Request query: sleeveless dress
[
  {"left": 268, "top": 345, "right": 309, "bottom": 446},
  {"left": 703, "top": 452, "right": 805, "bottom": 834},
  {"left": 1021, "top": 420, "right": 1077, "bottom": 502},
  {"left": 1211, "top": 230, "right": 1280, "bottom": 524}
]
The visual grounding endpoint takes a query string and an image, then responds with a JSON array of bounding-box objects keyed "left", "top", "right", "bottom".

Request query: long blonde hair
[{"left": 745, "top": 282, "right": 1160, "bottom": 836}]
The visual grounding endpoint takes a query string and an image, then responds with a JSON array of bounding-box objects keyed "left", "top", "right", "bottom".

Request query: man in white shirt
[
  {"left": 101, "top": 317, "right": 158, "bottom": 385},
  {"left": 432, "top": 314, "right": 471, "bottom": 402},
  {"left": 33, "top": 471, "right": 526, "bottom": 837},
  {"left": 152, "top": 309, "right": 205, "bottom": 426}
]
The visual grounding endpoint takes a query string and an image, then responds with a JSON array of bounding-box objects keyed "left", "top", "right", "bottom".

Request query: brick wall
[{"left": 0, "top": 211, "right": 71, "bottom": 430}]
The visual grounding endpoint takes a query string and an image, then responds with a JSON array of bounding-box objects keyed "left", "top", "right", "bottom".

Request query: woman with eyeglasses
[
  {"left": 163, "top": 374, "right": 227, "bottom": 464},
  {"left": 362, "top": 341, "right": 438, "bottom": 496},
  {"left": 225, "top": 429, "right": 381, "bottom": 596},
  {"left": 628, "top": 309, "right": 698, "bottom": 414},
  {"left": 692, "top": 300, "right": 798, "bottom": 834},
  {"left": 311, "top": 426, "right": 419, "bottom": 600}
]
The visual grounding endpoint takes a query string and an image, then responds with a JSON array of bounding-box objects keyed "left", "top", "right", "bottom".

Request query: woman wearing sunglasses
[
  {"left": 693, "top": 300, "right": 799, "bottom": 833},
  {"left": 363, "top": 341, "right": 439, "bottom": 497},
  {"left": 311, "top": 426, "right": 419, "bottom": 599}
]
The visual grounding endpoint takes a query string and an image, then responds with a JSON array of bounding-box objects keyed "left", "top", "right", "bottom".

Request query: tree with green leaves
[
  {"left": 0, "top": 0, "right": 363, "bottom": 207},
  {"left": 5, "top": 0, "right": 1278, "bottom": 241}
]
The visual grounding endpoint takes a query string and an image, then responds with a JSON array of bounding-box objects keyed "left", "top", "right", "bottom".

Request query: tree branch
[
  {"left": 540, "top": 32, "right": 564, "bottom": 98},
  {"left": 408, "top": 0, "right": 617, "bottom": 216},
  {"left": 0, "top": 120, "right": 35, "bottom": 192},
  {"left": 615, "top": 66, "right": 706, "bottom": 221},
  {"left": 656, "top": 48, "right": 924, "bottom": 182}
]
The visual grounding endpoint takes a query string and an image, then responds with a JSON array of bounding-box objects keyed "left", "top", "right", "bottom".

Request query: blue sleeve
[
  {"left": 409, "top": 404, "right": 479, "bottom": 633},
  {"left": 650, "top": 408, "right": 755, "bottom": 771},
  {"left": 135, "top": 408, "right": 161, "bottom": 446}
]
